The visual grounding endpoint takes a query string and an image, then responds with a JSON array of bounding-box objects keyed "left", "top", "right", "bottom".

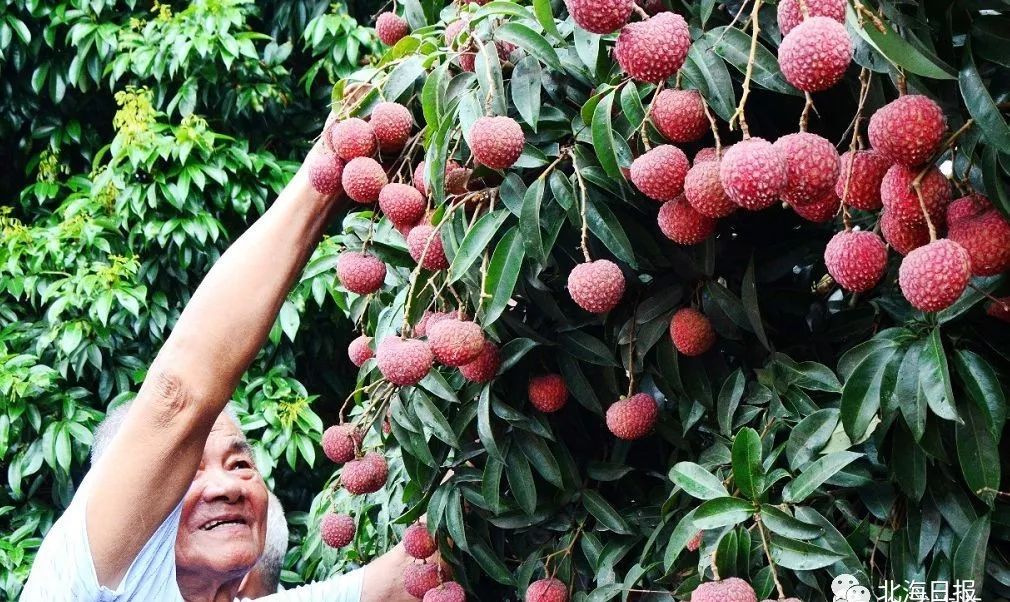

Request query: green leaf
[
  {"left": 470, "top": 539, "right": 515, "bottom": 585},
  {"left": 669, "top": 462, "right": 729, "bottom": 500},
  {"left": 446, "top": 490, "right": 468, "bottom": 551},
  {"left": 956, "top": 402, "right": 1000, "bottom": 505},
  {"left": 952, "top": 515, "right": 990, "bottom": 586},
  {"left": 717, "top": 369, "right": 745, "bottom": 436},
  {"left": 449, "top": 209, "right": 509, "bottom": 283},
  {"left": 692, "top": 497, "right": 755, "bottom": 530},
  {"left": 783, "top": 451, "right": 861, "bottom": 503},
  {"left": 849, "top": 8, "right": 956, "bottom": 80},
  {"left": 786, "top": 408, "right": 840, "bottom": 471},
  {"left": 495, "top": 22, "right": 561, "bottom": 70},
  {"left": 954, "top": 349, "right": 1007, "bottom": 439},
  {"left": 582, "top": 490, "right": 632, "bottom": 534},
  {"left": 841, "top": 346, "right": 900, "bottom": 441},
  {"left": 714, "top": 530, "right": 738, "bottom": 578},
  {"left": 769, "top": 535, "right": 846, "bottom": 571},
  {"left": 591, "top": 91, "right": 622, "bottom": 179},
  {"left": 895, "top": 341, "right": 926, "bottom": 441},
  {"left": 920, "top": 329, "right": 959, "bottom": 423},
  {"left": 759, "top": 506, "right": 822, "bottom": 540},
  {"left": 558, "top": 331, "right": 618, "bottom": 366},
  {"left": 506, "top": 447, "right": 537, "bottom": 514},
  {"left": 511, "top": 56, "right": 542, "bottom": 130},
  {"left": 411, "top": 391, "right": 459, "bottom": 447},
  {"left": 619, "top": 83, "right": 646, "bottom": 131},
  {"left": 960, "top": 45, "right": 1010, "bottom": 153},
  {"left": 384, "top": 56, "right": 426, "bottom": 102},
  {"left": 891, "top": 422, "right": 926, "bottom": 502},
  {"left": 663, "top": 508, "right": 699, "bottom": 569},
  {"left": 707, "top": 27, "right": 801, "bottom": 96},
  {"left": 584, "top": 197, "right": 637, "bottom": 268},
  {"left": 516, "top": 432, "right": 563, "bottom": 488},
  {"left": 680, "top": 41, "right": 736, "bottom": 122},
  {"left": 741, "top": 257, "right": 769, "bottom": 350},
  {"left": 474, "top": 41, "right": 507, "bottom": 116},
  {"left": 532, "top": 0, "right": 561, "bottom": 40},
  {"left": 520, "top": 178, "right": 545, "bottom": 261},
  {"left": 731, "top": 427, "right": 764, "bottom": 500},
  {"left": 478, "top": 387, "right": 503, "bottom": 460},
  {"left": 482, "top": 227, "right": 525, "bottom": 325}
]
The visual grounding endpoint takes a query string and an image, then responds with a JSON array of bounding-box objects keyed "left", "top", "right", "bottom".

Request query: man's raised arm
[{"left": 86, "top": 143, "right": 344, "bottom": 587}]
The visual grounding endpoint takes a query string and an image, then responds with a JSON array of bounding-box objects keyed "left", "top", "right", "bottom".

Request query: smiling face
[{"left": 174, "top": 412, "right": 268, "bottom": 582}]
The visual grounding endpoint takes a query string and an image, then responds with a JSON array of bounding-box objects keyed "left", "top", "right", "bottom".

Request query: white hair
[{"left": 258, "top": 491, "right": 289, "bottom": 590}]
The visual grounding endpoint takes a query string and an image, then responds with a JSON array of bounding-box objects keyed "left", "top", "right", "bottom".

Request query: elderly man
[{"left": 22, "top": 139, "right": 418, "bottom": 601}]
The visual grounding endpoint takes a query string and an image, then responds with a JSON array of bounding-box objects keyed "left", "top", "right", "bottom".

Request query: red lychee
[
  {"left": 836, "top": 149, "right": 891, "bottom": 211},
  {"left": 947, "top": 193, "right": 990, "bottom": 227},
  {"left": 720, "top": 138, "right": 787, "bottom": 210},
  {"left": 424, "top": 582, "right": 466, "bottom": 602},
  {"left": 777, "top": 0, "right": 845, "bottom": 35},
  {"left": 407, "top": 224, "right": 449, "bottom": 270},
  {"left": 881, "top": 209, "right": 929, "bottom": 255},
  {"left": 686, "top": 531, "right": 703, "bottom": 552},
  {"left": 458, "top": 340, "right": 500, "bottom": 383},
  {"left": 791, "top": 191, "right": 840, "bottom": 223},
  {"left": 651, "top": 89, "right": 708, "bottom": 144},
  {"left": 337, "top": 251, "right": 386, "bottom": 294},
  {"left": 778, "top": 17, "right": 852, "bottom": 93},
  {"left": 631, "top": 145, "right": 690, "bottom": 201},
  {"left": 898, "top": 239, "right": 971, "bottom": 312},
  {"left": 684, "top": 160, "right": 736, "bottom": 218},
  {"left": 669, "top": 307, "right": 716, "bottom": 356},
  {"left": 320, "top": 513, "right": 355, "bottom": 548},
  {"left": 322, "top": 424, "right": 362, "bottom": 464},
  {"left": 694, "top": 147, "right": 719, "bottom": 164},
  {"left": 614, "top": 12, "right": 690, "bottom": 83},
  {"left": 690, "top": 578, "right": 758, "bottom": 602},
  {"left": 947, "top": 198, "right": 1010, "bottom": 276},
  {"left": 376, "top": 12, "right": 409, "bottom": 46},
  {"left": 658, "top": 196, "right": 717, "bottom": 245},
  {"left": 528, "top": 374, "right": 568, "bottom": 413},
  {"left": 606, "top": 393, "right": 659, "bottom": 440},
  {"left": 445, "top": 166, "right": 472, "bottom": 195},
  {"left": 403, "top": 563, "right": 441, "bottom": 599},
  {"left": 348, "top": 335, "right": 374, "bottom": 367},
  {"left": 376, "top": 337, "right": 434, "bottom": 386},
  {"left": 868, "top": 95, "right": 947, "bottom": 166},
  {"left": 330, "top": 118, "right": 377, "bottom": 161},
  {"left": 879, "top": 163, "right": 951, "bottom": 227},
  {"left": 342, "top": 451, "right": 389, "bottom": 494},
  {"left": 371, "top": 101, "right": 413, "bottom": 152},
  {"left": 416, "top": 310, "right": 461, "bottom": 338},
  {"left": 445, "top": 18, "right": 469, "bottom": 46},
  {"left": 469, "top": 116, "right": 525, "bottom": 170},
  {"left": 307, "top": 148, "right": 345, "bottom": 197},
  {"left": 564, "top": 0, "right": 632, "bottom": 33},
  {"left": 403, "top": 523, "right": 438, "bottom": 559},
  {"left": 824, "top": 230, "right": 888, "bottom": 292},
  {"left": 342, "top": 157, "right": 388, "bottom": 203},
  {"left": 427, "top": 318, "right": 485, "bottom": 366},
  {"left": 773, "top": 132, "right": 840, "bottom": 205},
  {"left": 413, "top": 160, "right": 463, "bottom": 197},
  {"left": 568, "top": 259, "right": 626, "bottom": 314},
  {"left": 379, "top": 183, "right": 426, "bottom": 227},
  {"left": 526, "top": 578, "right": 568, "bottom": 602}
]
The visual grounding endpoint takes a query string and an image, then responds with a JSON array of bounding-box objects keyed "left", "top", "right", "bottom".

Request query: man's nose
[{"left": 200, "top": 467, "right": 245, "bottom": 503}]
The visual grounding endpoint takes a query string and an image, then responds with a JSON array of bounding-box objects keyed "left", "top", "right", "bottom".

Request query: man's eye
[{"left": 232, "top": 460, "right": 252, "bottom": 470}]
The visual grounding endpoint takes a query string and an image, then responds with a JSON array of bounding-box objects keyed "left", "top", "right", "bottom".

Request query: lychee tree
[{"left": 298, "top": 0, "right": 1010, "bottom": 600}]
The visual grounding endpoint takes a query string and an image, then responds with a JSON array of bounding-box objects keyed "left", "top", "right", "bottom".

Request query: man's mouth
[{"left": 199, "top": 517, "right": 248, "bottom": 531}]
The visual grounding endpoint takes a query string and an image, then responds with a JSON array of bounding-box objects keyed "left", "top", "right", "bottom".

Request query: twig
[
  {"left": 799, "top": 92, "right": 814, "bottom": 132},
  {"left": 625, "top": 297, "right": 640, "bottom": 396},
  {"left": 839, "top": 68, "right": 872, "bottom": 230},
  {"left": 909, "top": 119, "right": 975, "bottom": 241},
  {"left": 702, "top": 101, "right": 722, "bottom": 157},
  {"left": 755, "top": 513, "right": 786, "bottom": 600},
  {"left": 571, "top": 154, "right": 592, "bottom": 262},
  {"left": 640, "top": 82, "right": 665, "bottom": 151},
  {"left": 632, "top": 4, "right": 649, "bottom": 19},
  {"left": 729, "top": 0, "right": 762, "bottom": 138}
]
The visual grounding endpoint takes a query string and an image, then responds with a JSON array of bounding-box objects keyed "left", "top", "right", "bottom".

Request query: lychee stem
[
  {"left": 702, "top": 101, "right": 723, "bottom": 158},
  {"left": 853, "top": 0, "right": 887, "bottom": 33},
  {"left": 755, "top": 513, "right": 787, "bottom": 600},
  {"left": 625, "top": 298, "right": 640, "bottom": 397},
  {"left": 968, "top": 282, "right": 1008, "bottom": 308},
  {"left": 640, "top": 82, "right": 665, "bottom": 152},
  {"left": 572, "top": 154, "right": 593, "bottom": 262},
  {"left": 339, "top": 379, "right": 386, "bottom": 423},
  {"left": 631, "top": 4, "right": 649, "bottom": 19},
  {"left": 799, "top": 92, "right": 814, "bottom": 132},
  {"left": 911, "top": 181, "right": 938, "bottom": 242},
  {"left": 400, "top": 198, "right": 466, "bottom": 333},
  {"left": 797, "top": 0, "right": 809, "bottom": 18},
  {"left": 909, "top": 118, "right": 976, "bottom": 242},
  {"left": 729, "top": 0, "right": 762, "bottom": 138},
  {"left": 839, "top": 68, "right": 872, "bottom": 231}
]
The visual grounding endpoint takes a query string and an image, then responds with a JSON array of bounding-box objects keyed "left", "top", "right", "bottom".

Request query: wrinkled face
[{"left": 175, "top": 412, "right": 267, "bottom": 581}]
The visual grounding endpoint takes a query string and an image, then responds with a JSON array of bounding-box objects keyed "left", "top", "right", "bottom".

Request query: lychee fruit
[
  {"left": 413, "top": 160, "right": 463, "bottom": 197},
  {"left": 427, "top": 318, "right": 485, "bottom": 366},
  {"left": 348, "top": 335, "right": 374, "bottom": 367},
  {"left": 791, "top": 191, "right": 840, "bottom": 223},
  {"left": 322, "top": 424, "right": 362, "bottom": 464},
  {"left": 337, "top": 251, "right": 386, "bottom": 294},
  {"left": 403, "top": 563, "right": 441, "bottom": 599},
  {"left": 614, "top": 12, "right": 691, "bottom": 83},
  {"left": 720, "top": 137, "right": 787, "bottom": 210},
  {"left": 307, "top": 148, "right": 345, "bottom": 197},
  {"left": 651, "top": 89, "right": 708, "bottom": 144},
  {"left": 469, "top": 116, "right": 525, "bottom": 170},
  {"left": 342, "top": 157, "right": 388, "bottom": 203},
  {"left": 694, "top": 147, "right": 719, "bottom": 164},
  {"left": 606, "top": 393, "right": 658, "bottom": 440},
  {"left": 947, "top": 198, "right": 1010, "bottom": 276},
  {"left": 568, "top": 259, "right": 626, "bottom": 314},
  {"left": 898, "top": 239, "right": 971, "bottom": 312},
  {"left": 631, "top": 144, "right": 690, "bottom": 201},
  {"left": 881, "top": 209, "right": 929, "bottom": 255},
  {"left": 564, "top": 0, "right": 632, "bottom": 33},
  {"left": 879, "top": 163, "right": 951, "bottom": 227},
  {"left": 658, "top": 196, "right": 717, "bottom": 245},
  {"left": 320, "top": 513, "right": 355, "bottom": 548},
  {"left": 459, "top": 340, "right": 500, "bottom": 383},
  {"left": 445, "top": 166, "right": 472, "bottom": 195},
  {"left": 407, "top": 224, "right": 449, "bottom": 270},
  {"left": 669, "top": 307, "right": 716, "bottom": 356},
  {"left": 445, "top": 18, "right": 469, "bottom": 46},
  {"left": 329, "top": 118, "right": 377, "bottom": 161},
  {"left": 686, "top": 531, "right": 703, "bottom": 552},
  {"left": 683, "top": 160, "right": 735, "bottom": 218},
  {"left": 528, "top": 374, "right": 568, "bottom": 413},
  {"left": 778, "top": 16, "right": 852, "bottom": 93},
  {"left": 376, "top": 337, "right": 434, "bottom": 386},
  {"left": 424, "top": 582, "right": 466, "bottom": 602},
  {"left": 690, "top": 578, "right": 758, "bottom": 602},
  {"left": 773, "top": 132, "right": 840, "bottom": 205},
  {"left": 376, "top": 12, "right": 409, "bottom": 46},
  {"left": 947, "top": 193, "right": 990, "bottom": 227},
  {"left": 371, "top": 101, "right": 413, "bottom": 152},
  {"left": 987, "top": 297, "right": 1010, "bottom": 323},
  {"left": 836, "top": 149, "right": 891, "bottom": 211},
  {"left": 403, "top": 523, "right": 438, "bottom": 559},
  {"left": 777, "top": 0, "right": 845, "bottom": 35},
  {"left": 416, "top": 310, "right": 457, "bottom": 337},
  {"left": 526, "top": 578, "right": 568, "bottom": 602},
  {"left": 868, "top": 95, "right": 947, "bottom": 166},
  {"left": 342, "top": 451, "right": 389, "bottom": 494},
  {"left": 824, "top": 230, "right": 888, "bottom": 292},
  {"left": 379, "top": 183, "right": 426, "bottom": 227}
]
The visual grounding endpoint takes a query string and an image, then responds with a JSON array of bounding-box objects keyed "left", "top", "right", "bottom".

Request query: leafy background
[{"left": 3, "top": 0, "right": 1010, "bottom": 601}]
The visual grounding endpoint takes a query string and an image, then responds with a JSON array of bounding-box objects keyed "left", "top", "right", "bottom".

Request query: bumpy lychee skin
[
  {"left": 614, "top": 12, "right": 691, "bottom": 83},
  {"left": 307, "top": 148, "right": 345, "bottom": 197},
  {"left": 684, "top": 161, "right": 736, "bottom": 218},
  {"left": 792, "top": 191, "right": 840, "bottom": 223},
  {"left": 379, "top": 183, "right": 426, "bottom": 227},
  {"left": 669, "top": 308, "right": 716, "bottom": 356},
  {"left": 469, "top": 116, "right": 525, "bottom": 169},
  {"left": 947, "top": 193, "right": 990, "bottom": 227},
  {"left": 606, "top": 393, "right": 659, "bottom": 440},
  {"left": 898, "top": 239, "right": 972, "bottom": 312},
  {"left": 337, "top": 252, "right": 386, "bottom": 294},
  {"left": 720, "top": 138, "right": 787, "bottom": 210},
  {"left": 320, "top": 513, "right": 355, "bottom": 548},
  {"left": 564, "top": 0, "right": 632, "bottom": 34},
  {"left": 416, "top": 310, "right": 461, "bottom": 338},
  {"left": 651, "top": 89, "right": 708, "bottom": 144},
  {"left": 880, "top": 163, "right": 951, "bottom": 227},
  {"left": 459, "top": 340, "right": 500, "bottom": 383},
  {"left": 824, "top": 230, "right": 888, "bottom": 292},
  {"left": 342, "top": 157, "right": 388, "bottom": 203},
  {"left": 528, "top": 374, "right": 568, "bottom": 413},
  {"left": 948, "top": 200, "right": 1010, "bottom": 276},
  {"left": 342, "top": 451, "right": 388, "bottom": 495},
  {"left": 778, "top": 17, "right": 852, "bottom": 93},
  {"left": 403, "top": 523, "right": 438, "bottom": 559},
  {"left": 407, "top": 224, "right": 449, "bottom": 270},
  {"left": 881, "top": 209, "right": 929, "bottom": 255},
  {"left": 423, "top": 582, "right": 466, "bottom": 602},
  {"left": 413, "top": 160, "right": 463, "bottom": 197},
  {"left": 376, "top": 12, "right": 409, "bottom": 46},
  {"left": 427, "top": 318, "right": 485, "bottom": 366},
  {"left": 348, "top": 335, "right": 374, "bottom": 367},
  {"left": 631, "top": 145, "right": 690, "bottom": 201},
  {"left": 330, "top": 118, "right": 377, "bottom": 161},
  {"left": 868, "top": 95, "right": 947, "bottom": 166},
  {"left": 403, "top": 563, "right": 441, "bottom": 599},
  {"left": 777, "top": 0, "right": 845, "bottom": 35},
  {"left": 773, "top": 132, "right": 840, "bottom": 205},
  {"left": 568, "top": 259, "right": 626, "bottom": 314},
  {"left": 371, "top": 101, "right": 413, "bottom": 152},
  {"left": 686, "top": 531, "right": 703, "bottom": 552},
  {"left": 690, "top": 578, "right": 758, "bottom": 602},
  {"left": 694, "top": 147, "right": 719, "bottom": 164},
  {"left": 376, "top": 337, "right": 434, "bottom": 386},
  {"left": 658, "top": 196, "right": 717, "bottom": 245},
  {"left": 526, "top": 578, "right": 569, "bottom": 602},
  {"left": 322, "top": 424, "right": 362, "bottom": 464},
  {"left": 836, "top": 149, "right": 891, "bottom": 211},
  {"left": 445, "top": 166, "right": 472, "bottom": 195}
]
